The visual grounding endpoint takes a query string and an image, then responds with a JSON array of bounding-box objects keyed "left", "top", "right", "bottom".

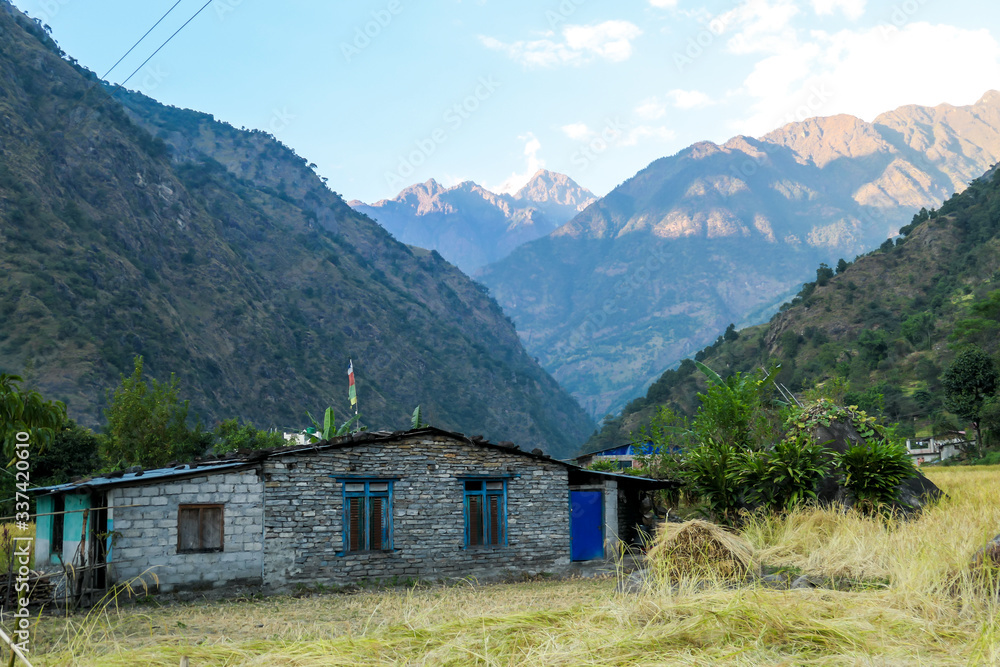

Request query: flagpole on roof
[{"left": 348, "top": 359, "right": 358, "bottom": 417}]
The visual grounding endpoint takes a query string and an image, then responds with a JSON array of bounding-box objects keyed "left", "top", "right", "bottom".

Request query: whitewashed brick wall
[{"left": 108, "top": 469, "right": 263, "bottom": 593}]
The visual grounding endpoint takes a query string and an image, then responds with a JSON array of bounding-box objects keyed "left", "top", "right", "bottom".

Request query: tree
[
  {"left": 0, "top": 373, "right": 66, "bottom": 462},
  {"left": 692, "top": 363, "right": 780, "bottom": 451},
  {"left": 901, "top": 312, "right": 936, "bottom": 350},
  {"left": 815, "top": 263, "right": 834, "bottom": 286},
  {"left": 723, "top": 323, "right": 739, "bottom": 342},
  {"left": 213, "top": 418, "right": 285, "bottom": 455},
  {"left": 31, "top": 421, "right": 102, "bottom": 484},
  {"left": 836, "top": 258, "right": 849, "bottom": 274},
  {"left": 102, "top": 356, "right": 211, "bottom": 468},
  {"left": 978, "top": 396, "right": 1000, "bottom": 447},
  {"left": 857, "top": 329, "right": 889, "bottom": 369},
  {"left": 941, "top": 347, "right": 999, "bottom": 457}
]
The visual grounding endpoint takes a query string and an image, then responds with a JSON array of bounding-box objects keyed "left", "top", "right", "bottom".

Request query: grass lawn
[{"left": 21, "top": 466, "right": 1000, "bottom": 666}]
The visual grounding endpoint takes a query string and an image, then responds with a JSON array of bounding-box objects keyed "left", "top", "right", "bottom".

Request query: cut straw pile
[{"left": 647, "top": 519, "right": 755, "bottom": 581}]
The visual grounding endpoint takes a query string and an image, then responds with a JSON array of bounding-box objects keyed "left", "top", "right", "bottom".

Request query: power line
[
  {"left": 107, "top": 0, "right": 214, "bottom": 98},
  {"left": 99, "top": 0, "right": 184, "bottom": 82}
]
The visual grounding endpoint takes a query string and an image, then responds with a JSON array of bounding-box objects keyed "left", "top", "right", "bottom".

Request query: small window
[
  {"left": 464, "top": 480, "right": 506, "bottom": 547},
  {"left": 177, "top": 504, "right": 224, "bottom": 553},
  {"left": 51, "top": 495, "right": 64, "bottom": 557},
  {"left": 343, "top": 480, "right": 393, "bottom": 552}
]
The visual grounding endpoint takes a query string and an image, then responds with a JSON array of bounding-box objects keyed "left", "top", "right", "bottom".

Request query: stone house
[{"left": 34, "top": 427, "right": 671, "bottom": 595}]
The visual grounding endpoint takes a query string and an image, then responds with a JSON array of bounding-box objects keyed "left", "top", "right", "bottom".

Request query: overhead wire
[
  {"left": 99, "top": 0, "right": 184, "bottom": 82},
  {"left": 106, "top": 0, "right": 214, "bottom": 98}
]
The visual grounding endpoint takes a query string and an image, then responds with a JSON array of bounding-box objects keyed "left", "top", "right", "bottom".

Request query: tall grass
[
  {"left": 29, "top": 467, "right": 1000, "bottom": 666},
  {"left": 0, "top": 522, "right": 34, "bottom": 571}
]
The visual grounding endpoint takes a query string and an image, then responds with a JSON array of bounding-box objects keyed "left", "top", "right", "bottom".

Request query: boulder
[
  {"left": 971, "top": 533, "right": 1000, "bottom": 571},
  {"left": 809, "top": 416, "right": 943, "bottom": 513},
  {"left": 616, "top": 568, "right": 653, "bottom": 594}
]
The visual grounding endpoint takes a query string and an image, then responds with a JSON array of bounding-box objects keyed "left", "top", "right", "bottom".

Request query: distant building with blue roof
[{"left": 574, "top": 441, "right": 679, "bottom": 470}]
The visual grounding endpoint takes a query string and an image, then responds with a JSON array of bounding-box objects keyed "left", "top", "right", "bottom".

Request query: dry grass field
[{"left": 21, "top": 466, "right": 1000, "bottom": 666}]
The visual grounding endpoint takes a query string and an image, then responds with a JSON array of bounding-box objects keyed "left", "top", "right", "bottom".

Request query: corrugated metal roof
[{"left": 33, "top": 461, "right": 253, "bottom": 495}]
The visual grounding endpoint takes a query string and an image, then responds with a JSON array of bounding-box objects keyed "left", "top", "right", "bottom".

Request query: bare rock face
[
  {"left": 350, "top": 170, "right": 595, "bottom": 274},
  {"left": 480, "top": 93, "right": 1000, "bottom": 421},
  {"left": 809, "top": 417, "right": 943, "bottom": 512}
]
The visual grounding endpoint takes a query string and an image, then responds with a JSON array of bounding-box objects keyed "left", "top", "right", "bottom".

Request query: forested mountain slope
[
  {"left": 0, "top": 2, "right": 593, "bottom": 458},
  {"left": 586, "top": 164, "right": 1000, "bottom": 451},
  {"left": 481, "top": 94, "right": 1000, "bottom": 420}
]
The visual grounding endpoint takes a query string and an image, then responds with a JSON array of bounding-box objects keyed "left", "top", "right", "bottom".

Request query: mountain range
[
  {"left": 479, "top": 92, "right": 1000, "bottom": 419},
  {"left": 0, "top": 2, "right": 593, "bottom": 458},
  {"left": 586, "top": 162, "right": 1000, "bottom": 451},
  {"left": 349, "top": 171, "right": 595, "bottom": 274}
]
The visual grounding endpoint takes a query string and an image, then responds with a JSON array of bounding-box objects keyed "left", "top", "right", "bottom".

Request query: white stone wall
[{"left": 107, "top": 469, "right": 264, "bottom": 593}]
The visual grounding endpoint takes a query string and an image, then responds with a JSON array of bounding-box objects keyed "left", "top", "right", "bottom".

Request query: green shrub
[
  {"left": 836, "top": 439, "right": 917, "bottom": 510},
  {"left": 213, "top": 418, "right": 286, "bottom": 454},
  {"left": 585, "top": 458, "right": 620, "bottom": 473},
  {"left": 741, "top": 436, "right": 833, "bottom": 512},
  {"left": 680, "top": 439, "right": 744, "bottom": 523}
]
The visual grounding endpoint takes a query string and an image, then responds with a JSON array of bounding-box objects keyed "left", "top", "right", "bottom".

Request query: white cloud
[
  {"left": 561, "top": 122, "right": 593, "bottom": 140},
  {"left": 634, "top": 89, "right": 713, "bottom": 121},
  {"left": 733, "top": 22, "right": 1000, "bottom": 136},
  {"left": 811, "top": 0, "right": 866, "bottom": 20},
  {"left": 648, "top": 0, "right": 678, "bottom": 8},
  {"left": 719, "top": 0, "right": 801, "bottom": 55},
  {"left": 620, "top": 125, "right": 676, "bottom": 147},
  {"left": 480, "top": 20, "right": 642, "bottom": 68},
  {"left": 667, "top": 89, "right": 714, "bottom": 109},
  {"left": 491, "top": 133, "right": 546, "bottom": 194},
  {"left": 635, "top": 98, "right": 667, "bottom": 120}
]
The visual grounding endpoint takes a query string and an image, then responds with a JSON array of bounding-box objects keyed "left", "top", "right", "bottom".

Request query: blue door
[{"left": 570, "top": 491, "right": 604, "bottom": 561}]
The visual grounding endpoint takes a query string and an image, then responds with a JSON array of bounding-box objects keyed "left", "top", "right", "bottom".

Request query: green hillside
[
  {"left": 586, "top": 165, "right": 1000, "bottom": 452},
  {"left": 481, "top": 98, "right": 1000, "bottom": 422},
  {"left": 0, "top": 4, "right": 594, "bottom": 458}
]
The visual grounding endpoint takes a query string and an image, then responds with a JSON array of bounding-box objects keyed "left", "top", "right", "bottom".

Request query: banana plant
[
  {"left": 411, "top": 406, "right": 428, "bottom": 429},
  {"left": 305, "top": 407, "right": 362, "bottom": 442}
]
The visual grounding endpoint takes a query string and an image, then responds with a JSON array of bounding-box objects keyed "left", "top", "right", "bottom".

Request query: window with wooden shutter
[
  {"left": 342, "top": 480, "right": 393, "bottom": 552},
  {"left": 463, "top": 480, "right": 506, "bottom": 548},
  {"left": 467, "top": 494, "right": 484, "bottom": 546},
  {"left": 177, "top": 504, "right": 225, "bottom": 553}
]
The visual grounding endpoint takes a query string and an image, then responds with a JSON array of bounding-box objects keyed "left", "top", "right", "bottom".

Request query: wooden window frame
[
  {"left": 340, "top": 480, "right": 393, "bottom": 553},
  {"left": 463, "top": 479, "right": 507, "bottom": 548},
  {"left": 177, "top": 504, "right": 225, "bottom": 554}
]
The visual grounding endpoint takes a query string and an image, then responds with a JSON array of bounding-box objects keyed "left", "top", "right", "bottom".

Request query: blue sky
[{"left": 15, "top": 0, "right": 1000, "bottom": 203}]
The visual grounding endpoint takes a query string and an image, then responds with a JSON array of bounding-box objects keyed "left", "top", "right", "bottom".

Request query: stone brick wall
[
  {"left": 262, "top": 434, "right": 571, "bottom": 587},
  {"left": 108, "top": 469, "right": 264, "bottom": 593}
]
